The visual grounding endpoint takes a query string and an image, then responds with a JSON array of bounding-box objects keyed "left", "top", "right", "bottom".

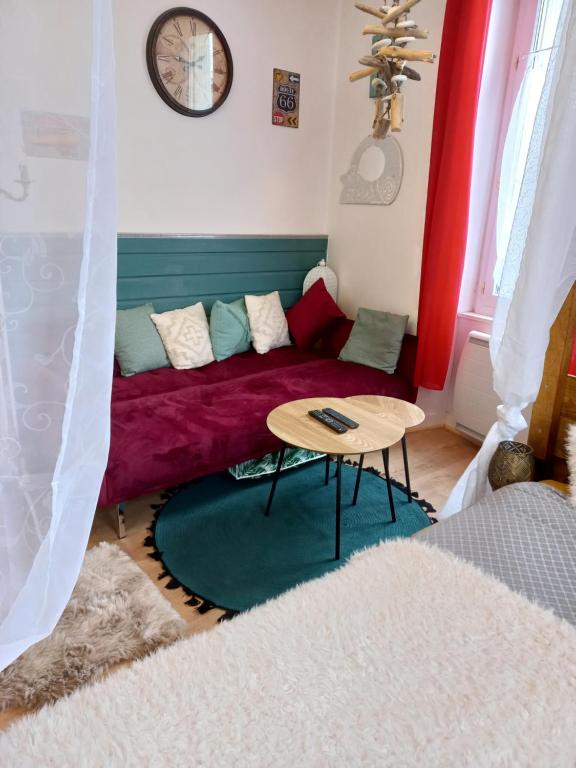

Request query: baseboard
[
  {"left": 417, "top": 413, "right": 449, "bottom": 431},
  {"left": 443, "top": 423, "right": 483, "bottom": 446}
]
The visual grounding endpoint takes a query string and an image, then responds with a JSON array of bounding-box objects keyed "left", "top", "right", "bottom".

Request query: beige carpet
[
  {"left": 0, "top": 542, "right": 185, "bottom": 710},
  {"left": 2, "top": 539, "right": 576, "bottom": 766}
]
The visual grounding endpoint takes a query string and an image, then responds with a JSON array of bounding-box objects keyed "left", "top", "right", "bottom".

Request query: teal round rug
[{"left": 147, "top": 461, "right": 435, "bottom": 617}]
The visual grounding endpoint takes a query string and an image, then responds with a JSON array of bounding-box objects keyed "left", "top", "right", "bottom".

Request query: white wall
[
  {"left": 2, "top": 1, "right": 92, "bottom": 233},
  {"left": 326, "top": 0, "right": 447, "bottom": 332},
  {"left": 114, "top": 0, "right": 341, "bottom": 235}
]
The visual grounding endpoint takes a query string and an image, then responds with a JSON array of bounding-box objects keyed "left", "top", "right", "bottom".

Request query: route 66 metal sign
[{"left": 272, "top": 69, "right": 300, "bottom": 129}]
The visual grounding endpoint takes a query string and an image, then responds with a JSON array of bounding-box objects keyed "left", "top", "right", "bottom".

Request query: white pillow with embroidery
[
  {"left": 151, "top": 303, "right": 214, "bottom": 370},
  {"left": 245, "top": 291, "right": 291, "bottom": 354}
]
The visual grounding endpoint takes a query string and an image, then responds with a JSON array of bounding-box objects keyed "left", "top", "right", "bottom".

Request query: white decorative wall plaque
[{"left": 340, "top": 135, "right": 403, "bottom": 206}]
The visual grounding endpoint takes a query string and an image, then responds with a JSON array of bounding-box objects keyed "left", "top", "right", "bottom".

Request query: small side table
[
  {"left": 345, "top": 396, "right": 425, "bottom": 502},
  {"left": 265, "top": 397, "right": 405, "bottom": 560}
]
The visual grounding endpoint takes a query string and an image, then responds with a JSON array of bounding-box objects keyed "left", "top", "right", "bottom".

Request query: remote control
[
  {"left": 308, "top": 409, "right": 348, "bottom": 433},
  {"left": 322, "top": 408, "right": 359, "bottom": 429}
]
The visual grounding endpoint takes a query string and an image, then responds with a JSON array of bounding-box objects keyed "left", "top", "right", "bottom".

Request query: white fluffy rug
[
  {"left": 0, "top": 542, "right": 185, "bottom": 710},
  {"left": 2, "top": 540, "right": 576, "bottom": 767}
]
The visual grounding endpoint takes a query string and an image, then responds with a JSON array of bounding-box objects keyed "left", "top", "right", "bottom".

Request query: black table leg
[
  {"left": 325, "top": 454, "right": 330, "bottom": 486},
  {"left": 352, "top": 453, "right": 365, "bottom": 506},
  {"left": 382, "top": 448, "right": 396, "bottom": 523},
  {"left": 401, "top": 435, "right": 412, "bottom": 501},
  {"left": 265, "top": 443, "right": 286, "bottom": 517},
  {"left": 335, "top": 455, "right": 343, "bottom": 560}
]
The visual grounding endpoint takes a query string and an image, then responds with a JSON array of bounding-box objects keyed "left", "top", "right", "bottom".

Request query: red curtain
[{"left": 414, "top": 0, "right": 493, "bottom": 390}]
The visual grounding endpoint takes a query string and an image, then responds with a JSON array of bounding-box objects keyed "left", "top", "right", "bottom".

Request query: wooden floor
[{"left": 0, "top": 427, "right": 476, "bottom": 732}]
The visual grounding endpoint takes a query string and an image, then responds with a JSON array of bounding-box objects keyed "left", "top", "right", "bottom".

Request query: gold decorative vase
[{"left": 488, "top": 441, "right": 535, "bottom": 490}]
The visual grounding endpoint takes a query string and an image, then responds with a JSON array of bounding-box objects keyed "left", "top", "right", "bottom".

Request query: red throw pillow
[
  {"left": 319, "top": 317, "right": 354, "bottom": 358},
  {"left": 286, "top": 279, "right": 346, "bottom": 350}
]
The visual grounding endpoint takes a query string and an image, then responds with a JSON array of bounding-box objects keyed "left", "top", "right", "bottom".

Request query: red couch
[{"left": 99, "top": 320, "right": 418, "bottom": 507}]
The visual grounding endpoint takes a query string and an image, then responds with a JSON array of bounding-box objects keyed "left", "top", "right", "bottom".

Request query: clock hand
[{"left": 159, "top": 54, "right": 187, "bottom": 64}]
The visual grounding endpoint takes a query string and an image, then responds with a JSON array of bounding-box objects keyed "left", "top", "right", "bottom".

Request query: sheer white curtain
[
  {"left": 442, "top": 0, "right": 576, "bottom": 519},
  {"left": 0, "top": 0, "right": 116, "bottom": 670}
]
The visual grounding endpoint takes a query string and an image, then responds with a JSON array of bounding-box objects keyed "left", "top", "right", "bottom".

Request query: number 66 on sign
[{"left": 272, "top": 68, "right": 300, "bottom": 129}]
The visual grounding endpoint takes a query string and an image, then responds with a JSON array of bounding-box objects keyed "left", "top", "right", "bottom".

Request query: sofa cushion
[
  {"left": 320, "top": 317, "right": 355, "bottom": 358},
  {"left": 151, "top": 303, "right": 214, "bottom": 370},
  {"left": 114, "top": 303, "right": 170, "bottom": 377},
  {"left": 99, "top": 348, "right": 418, "bottom": 507},
  {"left": 209, "top": 298, "right": 251, "bottom": 362},
  {"left": 286, "top": 279, "right": 345, "bottom": 350},
  {"left": 245, "top": 291, "right": 291, "bottom": 354},
  {"left": 110, "top": 346, "right": 320, "bottom": 403},
  {"left": 339, "top": 308, "right": 409, "bottom": 374}
]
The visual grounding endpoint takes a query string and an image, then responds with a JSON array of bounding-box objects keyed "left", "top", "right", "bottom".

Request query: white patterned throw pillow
[
  {"left": 150, "top": 303, "right": 214, "bottom": 370},
  {"left": 245, "top": 291, "right": 291, "bottom": 354}
]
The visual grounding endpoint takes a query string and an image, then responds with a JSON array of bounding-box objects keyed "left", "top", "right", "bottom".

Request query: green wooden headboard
[{"left": 117, "top": 235, "right": 328, "bottom": 313}]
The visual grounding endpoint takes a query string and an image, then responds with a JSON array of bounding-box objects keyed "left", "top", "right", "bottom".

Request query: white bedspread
[{"left": 2, "top": 540, "right": 576, "bottom": 767}]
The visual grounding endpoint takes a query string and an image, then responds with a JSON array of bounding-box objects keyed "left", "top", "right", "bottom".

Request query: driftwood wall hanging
[{"left": 349, "top": 0, "right": 436, "bottom": 138}]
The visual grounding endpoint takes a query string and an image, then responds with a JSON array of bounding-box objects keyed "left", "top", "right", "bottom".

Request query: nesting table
[
  {"left": 345, "top": 395, "right": 425, "bottom": 503},
  {"left": 265, "top": 396, "right": 424, "bottom": 560}
]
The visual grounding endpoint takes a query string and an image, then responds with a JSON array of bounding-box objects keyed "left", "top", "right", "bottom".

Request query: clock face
[{"left": 146, "top": 8, "right": 233, "bottom": 116}]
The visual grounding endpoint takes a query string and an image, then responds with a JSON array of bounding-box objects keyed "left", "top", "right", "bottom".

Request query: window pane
[{"left": 493, "top": 0, "right": 564, "bottom": 296}]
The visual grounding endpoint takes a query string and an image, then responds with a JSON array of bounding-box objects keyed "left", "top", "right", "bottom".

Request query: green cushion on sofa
[
  {"left": 339, "top": 308, "right": 408, "bottom": 374},
  {"left": 209, "top": 298, "right": 251, "bottom": 362},
  {"left": 115, "top": 303, "right": 170, "bottom": 377}
]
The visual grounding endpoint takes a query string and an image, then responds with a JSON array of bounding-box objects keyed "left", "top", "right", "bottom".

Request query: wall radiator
[{"left": 452, "top": 331, "right": 500, "bottom": 442}]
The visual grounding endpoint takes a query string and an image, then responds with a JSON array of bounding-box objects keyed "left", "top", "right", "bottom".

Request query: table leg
[
  {"left": 352, "top": 453, "right": 365, "bottom": 506},
  {"left": 401, "top": 435, "right": 412, "bottom": 501},
  {"left": 335, "top": 455, "right": 343, "bottom": 560},
  {"left": 265, "top": 443, "right": 286, "bottom": 517},
  {"left": 325, "top": 454, "right": 330, "bottom": 486},
  {"left": 382, "top": 448, "right": 396, "bottom": 524}
]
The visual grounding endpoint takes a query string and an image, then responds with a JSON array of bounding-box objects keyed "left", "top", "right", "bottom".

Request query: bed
[{"left": 418, "top": 481, "right": 576, "bottom": 626}]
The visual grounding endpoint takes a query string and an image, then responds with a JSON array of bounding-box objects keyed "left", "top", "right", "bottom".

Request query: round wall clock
[{"left": 146, "top": 7, "right": 233, "bottom": 117}]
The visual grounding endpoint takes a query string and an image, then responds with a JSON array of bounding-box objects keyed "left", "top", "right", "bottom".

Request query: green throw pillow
[
  {"left": 209, "top": 298, "right": 251, "bottom": 362},
  {"left": 339, "top": 308, "right": 408, "bottom": 374},
  {"left": 115, "top": 303, "right": 170, "bottom": 377}
]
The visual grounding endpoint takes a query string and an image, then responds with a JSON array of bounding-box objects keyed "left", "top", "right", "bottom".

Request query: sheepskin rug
[
  {"left": 2, "top": 540, "right": 576, "bottom": 767},
  {"left": 0, "top": 542, "right": 185, "bottom": 710}
]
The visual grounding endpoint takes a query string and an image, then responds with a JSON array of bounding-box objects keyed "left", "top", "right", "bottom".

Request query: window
[
  {"left": 493, "top": 0, "right": 565, "bottom": 297},
  {"left": 466, "top": 0, "right": 565, "bottom": 316}
]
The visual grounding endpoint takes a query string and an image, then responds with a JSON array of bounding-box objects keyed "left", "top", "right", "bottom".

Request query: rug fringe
[
  {"left": 143, "top": 487, "right": 235, "bottom": 619},
  {"left": 218, "top": 608, "right": 239, "bottom": 623},
  {"left": 185, "top": 596, "right": 202, "bottom": 607}
]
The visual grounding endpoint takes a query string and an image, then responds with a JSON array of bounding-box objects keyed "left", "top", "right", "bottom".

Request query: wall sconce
[{"left": 0, "top": 164, "right": 31, "bottom": 203}]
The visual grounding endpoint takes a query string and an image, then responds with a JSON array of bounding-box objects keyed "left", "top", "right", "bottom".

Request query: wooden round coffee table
[
  {"left": 345, "top": 396, "right": 424, "bottom": 501},
  {"left": 265, "top": 397, "right": 405, "bottom": 560}
]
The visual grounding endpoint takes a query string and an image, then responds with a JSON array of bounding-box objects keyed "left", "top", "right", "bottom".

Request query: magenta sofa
[{"left": 99, "top": 321, "right": 418, "bottom": 507}]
